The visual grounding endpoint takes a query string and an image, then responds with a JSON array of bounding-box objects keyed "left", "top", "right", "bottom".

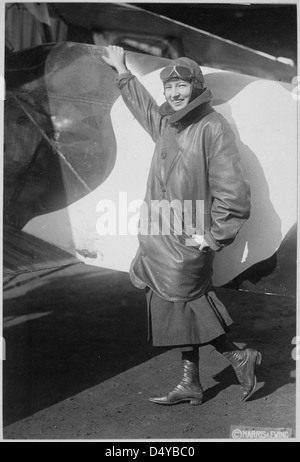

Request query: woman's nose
[{"left": 171, "top": 87, "right": 180, "bottom": 97}]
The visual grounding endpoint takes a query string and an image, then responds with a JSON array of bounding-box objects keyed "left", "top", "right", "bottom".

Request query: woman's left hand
[
  {"left": 192, "top": 234, "right": 211, "bottom": 252},
  {"left": 200, "top": 240, "right": 211, "bottom": 252}
]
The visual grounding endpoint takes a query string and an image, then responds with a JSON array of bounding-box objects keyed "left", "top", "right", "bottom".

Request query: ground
[{"left": 2, "top": 263, "right": 296, "bottom": 440}]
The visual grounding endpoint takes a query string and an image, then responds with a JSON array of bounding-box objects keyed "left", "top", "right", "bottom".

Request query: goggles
[{"left": 160, "top": 65, "right": 194, "bottom": 82}]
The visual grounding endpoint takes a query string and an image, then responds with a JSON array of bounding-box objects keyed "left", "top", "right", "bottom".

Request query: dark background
[{"left": 133, "top": 3, "right": 297, "bottom": 65}]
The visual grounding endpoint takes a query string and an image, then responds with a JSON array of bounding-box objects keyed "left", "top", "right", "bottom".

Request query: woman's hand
[
  {"left": 102, "top": 45, "right": 128, "bottom": 75},
  {"left": 192, "top": 234, "right": 211, "bottom": 252}
]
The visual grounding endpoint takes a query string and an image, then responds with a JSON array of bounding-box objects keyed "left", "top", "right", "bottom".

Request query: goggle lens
[{"left": 160, "top": 66, "right": 194, "bottom": 81}]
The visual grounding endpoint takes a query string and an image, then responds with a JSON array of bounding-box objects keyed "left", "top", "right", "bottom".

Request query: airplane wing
[{"left": 49, "top": 2, "right": 296, "bottom": 83}]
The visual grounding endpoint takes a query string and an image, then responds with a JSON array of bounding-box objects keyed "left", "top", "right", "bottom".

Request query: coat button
[
  {"left": 161, "top": 152, "right": 167, "bottom": 160},
  {"left": 160, "top": 185, "right": 167, "bottom": 193}
]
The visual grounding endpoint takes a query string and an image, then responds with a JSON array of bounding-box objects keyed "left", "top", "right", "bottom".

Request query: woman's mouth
[{"left": 172, "top": 99, "right": 184, "bottom": 106}]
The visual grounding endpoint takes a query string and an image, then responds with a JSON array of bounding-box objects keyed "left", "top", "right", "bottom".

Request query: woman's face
[{"left": 164, "top": 79, "right": 193, "bottom": 111}]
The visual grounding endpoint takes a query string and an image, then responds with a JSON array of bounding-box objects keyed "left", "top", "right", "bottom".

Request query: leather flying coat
[{"left": 117, "top": 71, "right": 251, "bottom": 302}]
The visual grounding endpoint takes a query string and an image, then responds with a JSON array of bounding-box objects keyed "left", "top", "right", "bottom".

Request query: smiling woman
[
  {"left": 161, "top": 59, "right": 206, "bottom": 112},
  {"left": 101, "top": 45, "right": 261, "bottom": 406},
  {"left": 164, "top": 80, "right": 193, "bottom": 111}
]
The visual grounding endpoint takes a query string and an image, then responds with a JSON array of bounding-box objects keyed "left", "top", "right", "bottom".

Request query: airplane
[
  {"left": 3, "top": 3, "right": 297, "bottom": 298},
  {"left": 5, "top": 2, "right": 296, "bottom": 82},
  {"left": 47, "top": 2, "right": 296, "bottom": 82},
  {"left": 3, "top": 40, "right": 297, "bottom": 298}
]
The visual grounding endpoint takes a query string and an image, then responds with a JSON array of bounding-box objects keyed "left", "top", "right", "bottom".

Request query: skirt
[{"left": 146, "top": 288, "right": 233, "bottom": 348}]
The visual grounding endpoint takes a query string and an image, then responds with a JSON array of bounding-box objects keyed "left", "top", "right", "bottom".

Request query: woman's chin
[{"left": 170, "top": 103, "right": 186, "bottom": 112}]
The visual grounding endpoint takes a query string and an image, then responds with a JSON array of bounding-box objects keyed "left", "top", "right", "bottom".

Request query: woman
[{"left": 103, "top": 46, "right": 262, "bottom": 406}]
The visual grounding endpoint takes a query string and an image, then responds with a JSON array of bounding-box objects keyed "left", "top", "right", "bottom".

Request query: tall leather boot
[
  {"left": 223, "top": 348, "right": 262, "bottom": 402},
  {"left": 149, "top": 350, "right": 203, "bottom": 406},
  {"left": 211, "top": 335, "right": 262, "bottom": 402}
]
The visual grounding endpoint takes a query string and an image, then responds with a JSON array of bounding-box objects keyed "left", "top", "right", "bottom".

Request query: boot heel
[
  {"left": 256, "top": 352, "right": 262, "bottom": 365},
  {"left": 190, "top": 398, "right": 202, "bottom": 406}
]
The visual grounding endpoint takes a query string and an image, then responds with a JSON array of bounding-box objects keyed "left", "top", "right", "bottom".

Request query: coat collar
[{"left": 159, "top": 88, "right": 213, "bottom": 125}]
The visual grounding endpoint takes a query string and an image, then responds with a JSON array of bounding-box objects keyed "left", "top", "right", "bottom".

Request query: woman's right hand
[{"left": 102, "top": 45, "right": 128, "bottom": 75}]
